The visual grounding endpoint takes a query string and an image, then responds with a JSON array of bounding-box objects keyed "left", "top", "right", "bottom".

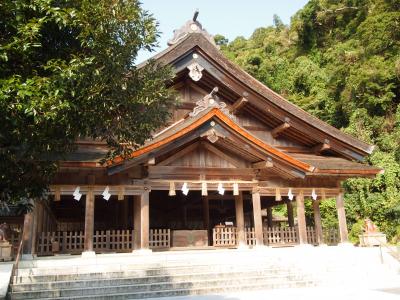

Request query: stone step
[
  {"left": 37, "top": 280, "right": 315, "bottom": 300},
  {"left": 11, "top": 269, "right": 306, "bottom": 292},
  {"left": 9, "top": 275, "right": 315, "bottom": 300},
  {"left": 13, "top": 263, "right": 294, "bottom": 283}
]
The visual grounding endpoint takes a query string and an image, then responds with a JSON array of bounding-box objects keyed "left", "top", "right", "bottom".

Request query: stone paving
[{"left": 154, "top": 286, "right": 400, "bottom": 300}]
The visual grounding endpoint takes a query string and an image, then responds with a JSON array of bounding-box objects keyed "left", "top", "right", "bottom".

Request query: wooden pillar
[
  {"left": 22, "top": 206, "right": 35, "bottom": 257},
  {"left": 336, "top": 192, "right": 349, "bottom": 243},
  {"left": 37, "top": 203, "right": 43, "bottom": 234},
  {"left": 133, "top": 191, "right": 150, "bottom": 250},
  {"left": 122, "top": 197, "right": 129, "bottom": 229},
  {"left": 313, "top": 200, "right": 324, "bottom": 244},
  {"left": 235, "top": 192, "right": 246, "bottom": 246},
  {"left": 252, "top": 189, "right": 263, "bottom": 246},
  {"left": 202, "top": 196, "right": 210, "bottom": 245},
  {"left": 266, "top": 207, "right": 273, "bottom": 228},
  {"left": 296, "top": 190, "right": 307, "bottom": 244},
  {"left": 287, "top": 201, "right": 294, "bottom": 227},
  {"left": 84, "top": 189, "right": 95, "bottom": 253}
]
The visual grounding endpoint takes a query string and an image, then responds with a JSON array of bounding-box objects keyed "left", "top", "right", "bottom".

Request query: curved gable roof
[{"left": 138, "top": 32, "right": 374, "bottom": 160}]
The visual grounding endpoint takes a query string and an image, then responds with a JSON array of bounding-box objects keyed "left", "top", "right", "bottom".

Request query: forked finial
[
  {"left": 193, "top": 9, "right": 199, "bottom": 22},
  {"left": 168, "top": 9, "right": 217, "bottom": 47}
]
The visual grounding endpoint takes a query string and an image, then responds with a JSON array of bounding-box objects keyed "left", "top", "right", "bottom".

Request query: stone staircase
[{"left": 7, "top": 247, "right": 400, "bottom": 299}]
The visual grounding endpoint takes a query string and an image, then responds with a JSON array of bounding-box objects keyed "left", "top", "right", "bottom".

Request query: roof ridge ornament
[
  {"left": 189, "top": 87, "right": 234, "bottom": 119},
  {"left": 168, "top": 10, "right": 217, "bottom": 47}
]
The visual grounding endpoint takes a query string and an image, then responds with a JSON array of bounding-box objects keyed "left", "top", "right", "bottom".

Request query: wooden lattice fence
[
  {"left": 213, "top": 227, "right": 237, "bottom": 247},
  {"left": 264, "top": 226, "right": 298, "bottom": 245},
  {"left": 93, "top": 230, "right": 134, "bottom": 252},
  {"left": 245, "top": 227, "right": 257, "bottom": 246},
  {"left": 37, "top": 231, "right": 84, "bottom": 256},
  {"left": 149, "top": 229, "right": 170, "bottom": 248}
]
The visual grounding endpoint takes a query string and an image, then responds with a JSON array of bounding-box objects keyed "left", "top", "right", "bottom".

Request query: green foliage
[
  {"left": 219, "top": 0, "right": 400, "bottom": 242},
  {"left": 0, "top": 0, "right": 175, "bottom": 207},
  {"left": 349, "top": 219, "right": 365, "bottom": 244}
]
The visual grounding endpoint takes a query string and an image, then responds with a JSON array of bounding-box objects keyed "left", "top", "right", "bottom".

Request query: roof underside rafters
[{"left": 142, "top": 33, "right": 374, "bottom": 161}]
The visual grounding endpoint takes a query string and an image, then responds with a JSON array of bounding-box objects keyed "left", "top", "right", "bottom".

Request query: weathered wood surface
[
  {"left": 93, "top": 230, "right": 134, "bottom": 252},
  {"left": 150, "top": 229, "right": 170, "bottom": 248},
  {"left": 172, "top": 230, "right": 208, "bottom": 247},
  {"left": 213, "top": 227, "right": 236, "bottom": 247}
]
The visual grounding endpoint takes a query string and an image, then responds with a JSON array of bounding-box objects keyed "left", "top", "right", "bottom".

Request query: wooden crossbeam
[
  {"left": 271, "top": 120, "right": 291, "bottom": 138},
  {"left": 313, "top": 140, "right": 331, "bottom": 154},
  {"left": 158, "top": 142, "right": 199, "bottom": 166},
  {"left": 201, "top": 141, "right": 244, "bottom": 168},
  {"left": 230, "top": 95, "right": 248, "bottom": 114},
  {"left": 252, "top": 158, "right": 273, "bottom": 169}
]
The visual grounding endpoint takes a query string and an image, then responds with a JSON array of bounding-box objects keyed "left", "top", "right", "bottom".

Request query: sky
[{"left": 137, "top": 0, "right": 309, "bottom": 63}]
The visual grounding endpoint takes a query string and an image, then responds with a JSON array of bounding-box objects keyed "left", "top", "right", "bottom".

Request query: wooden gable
[{"left": 139, "top": 28, "right": 374, "bottom": 161}]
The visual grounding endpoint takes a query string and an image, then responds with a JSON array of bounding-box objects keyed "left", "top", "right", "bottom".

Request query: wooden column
[
  {"left": 313, "top": 200, "right": 324, "bottom": 244},
  {"left": 202, "top": 196, "right": 210, "bottom": 245},
  {"left": 252, "top": 189, "right": 263, "bottom": 246},
  {"left": 133, "top": 192, "right": 150, "bottom": 250},
  {"left": 37, "top": 203, "right": 43, "bottom": 234},
  {"left": 122, "top": 197, "right": 129, "bottom": 229},
  {"left": 266, "top": 207, "right": 273, "bottom": 228},
  {"left": 336, "top": 192, "right": 349, "bottom": 243},
  {"left": 235, "top": 192, "right": 246, "bottom": 246},
  {"left": 287, "top": 201, "right": 294, "bottom": 227},
  {"left": 84, "top": 189, "right": 95, "bottom": 253},
  {"left": 22, "top": 206, "right": 35, "bottom": 257},
  {"left": 296, "top": 190, "right": 307, "bottom": 244}
]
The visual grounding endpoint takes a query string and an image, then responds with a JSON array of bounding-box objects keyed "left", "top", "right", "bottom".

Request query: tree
[
  {"left": 0, "top": 0, "right": 175, "bottom": 208},
  {"left": 220, "top": 0, "right": 400, "bottom": 242}
]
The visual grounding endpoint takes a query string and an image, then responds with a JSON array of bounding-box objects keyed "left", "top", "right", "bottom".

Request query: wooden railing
[
  {"left": 93, "top": 230, "right": 134, "bottom": 252},
  {"left": 37, "top": 231, "right": 84, "bottom": 256},
  {"left": 306, "top": 227, "right": 317, "bottom": 245},
  {"left": 264, "top": 227, "right": 298, "bottom": 245},
  {"left": 149, "top": 229, "right": 170, "bottom": 248},
  {"left": 213, "top": 227, "right": 237, "bottom": 247},
  {"left": 323, "top": 228, "right": 339, "bottom": 245},
  {"left": 245, "top": 227, "right": 257, "bottom": 246}
]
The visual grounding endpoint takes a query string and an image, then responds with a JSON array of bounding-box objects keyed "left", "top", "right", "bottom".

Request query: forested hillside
[{"left": 216, "top": 0, "right": 400, "bottom": 242}]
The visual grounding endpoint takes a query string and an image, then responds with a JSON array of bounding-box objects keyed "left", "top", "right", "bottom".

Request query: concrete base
[
  {"left": 81, "top": 251, "right": 96, "bottom": 258},
  {"left": 0, "top": 263, "right": 13, "bottom": 300},
  {"left": 295, "top": 243, "right": 314, "bottom": 248},
  {"left": 21, "top": 254, "right": 34, "bottom": 260},
  {"left": 132, "top": 249, "right": 152, "bottom": 255},
  {"left": 359, "top": 233, "right": 387, "bottom": 247},
  {"left": 338, "top": 242, "right": 354, "bottom": 247},
  {"left": 236, "top": 244, "right": 249, "bottom": 250}
]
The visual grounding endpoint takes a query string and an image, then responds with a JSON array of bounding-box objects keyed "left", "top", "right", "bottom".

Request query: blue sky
[{"left": 137, "top": 0, "right": 309, "bottom": 62}]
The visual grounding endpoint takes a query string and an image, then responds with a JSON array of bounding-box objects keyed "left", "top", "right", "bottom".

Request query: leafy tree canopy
[
  {"left": 218, "top": 0, "right": 400, "bottom": 242},
  {"left": 0, "top": 0, "right": 175, "bottom": 208}
]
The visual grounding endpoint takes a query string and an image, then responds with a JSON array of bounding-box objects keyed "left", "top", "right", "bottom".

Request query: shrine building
[{"left": 17, "top": 13, "right": 382, "bottom": 257}]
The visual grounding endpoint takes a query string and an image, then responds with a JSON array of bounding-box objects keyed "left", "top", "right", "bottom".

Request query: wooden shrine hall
[{"left": 20, "top": 13, "right": 382, "bottom": 258}]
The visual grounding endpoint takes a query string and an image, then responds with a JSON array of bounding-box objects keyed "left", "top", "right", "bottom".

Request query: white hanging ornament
[{"left": 288, "top": 188, "right": 294, "bottom": 201}]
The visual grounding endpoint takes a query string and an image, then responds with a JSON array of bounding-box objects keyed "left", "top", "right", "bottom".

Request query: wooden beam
[
  {"left": 230, "top": 95, "right": 248, "bottom": 114},
  {"left": 313, "top": 140, "right": 331, "bottom": 154},
  {"left": 201, "top": 141, "right": 244, "bottom": 168},
  {"left": 313, "top": 200, "right": 323, "bottom": 245},
  {"left": 296, "top": 190, "right": 307, "bottom": 244},
  {"left": 336, "top": 192, "right": 349, "bottom": 243},
  {"left": 235, "top": 192, "right": 246, "bottom": 246},
  {"left": 147, "top": 157, "right": 155, "bottom": 165},
  {"left": 148, "top": 166, "right": 255, "bottom": 178},
  {"left": 252, "top": 158, "right": 273, "bottom": 169},
  {"left": 84, "top": 188, "right": 95, "bottom": 253},
  {"left": 271, "top": 120, "right": 291, "bottom": 138},
  {"left": 252, "top": 188, "right": 263, "bottom": 246},
  {"left": 157, "top": 142, "right": 199, "bottom": 166}
]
